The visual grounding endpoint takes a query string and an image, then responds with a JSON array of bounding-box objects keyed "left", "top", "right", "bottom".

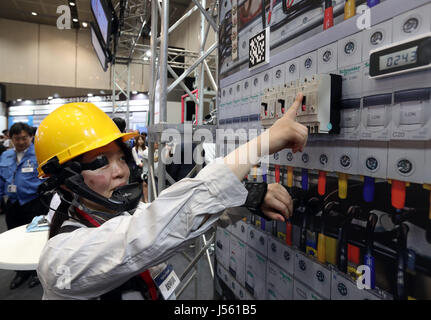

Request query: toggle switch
[
  {"left": 278, "top": 99, "right": 286, "bottom": 115},
  {"left": 262, "top": 102, "right": 268, "bottom": 116}
]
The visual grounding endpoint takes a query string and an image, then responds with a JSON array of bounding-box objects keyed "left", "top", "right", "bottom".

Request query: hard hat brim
[{"left": 38, "top": 130, "right": 139, "bottom": 178}]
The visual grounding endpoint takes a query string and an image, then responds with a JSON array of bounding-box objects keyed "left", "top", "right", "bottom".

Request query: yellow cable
[
  {"left": 338, "top": 173, "right": 348, "bottom": 199},
  {"left": 344, "top": 0, "right": 356, "bottom": 20}
]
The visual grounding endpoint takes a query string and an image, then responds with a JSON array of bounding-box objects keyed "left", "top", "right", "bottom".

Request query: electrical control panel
[
  {"left": 260, "top": 74, "right": 342, "bottom": 135},
  {"left": 216, "top": 0, "right": 431, "bottom": 301}
]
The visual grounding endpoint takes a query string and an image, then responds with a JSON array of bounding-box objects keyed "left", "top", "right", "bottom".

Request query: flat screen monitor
[
  {"left": 90, "top": 0, "right": 111, "bottom": 47},
  {"left": 90, "top": 23, "right": 108, "bottom": 72}
]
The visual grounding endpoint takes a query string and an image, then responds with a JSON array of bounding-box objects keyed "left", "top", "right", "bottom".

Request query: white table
[{"left": 0, "top": 225, "right": 48, "bottom": 270}]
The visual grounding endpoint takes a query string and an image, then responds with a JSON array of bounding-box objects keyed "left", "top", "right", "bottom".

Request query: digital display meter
[{"left": 369, "top": 33, "right": 431, "bottom": 79}]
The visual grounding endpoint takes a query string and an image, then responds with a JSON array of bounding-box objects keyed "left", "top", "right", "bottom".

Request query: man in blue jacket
[{"left": 0, "top": 122, "right": 51, "bottom": 289}]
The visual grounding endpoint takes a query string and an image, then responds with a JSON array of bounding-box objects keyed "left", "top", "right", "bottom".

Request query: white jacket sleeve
[
  {"left": 131, "top": 148, "right": 141, "bottom": 166},
  {"left": 37, "top": 159, "right": 248, "bottom": 299}
]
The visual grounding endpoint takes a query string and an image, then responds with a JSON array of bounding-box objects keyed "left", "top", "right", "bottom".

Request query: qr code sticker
[{"left": 249, "top": 28, "right": 270, "bottom": 70}]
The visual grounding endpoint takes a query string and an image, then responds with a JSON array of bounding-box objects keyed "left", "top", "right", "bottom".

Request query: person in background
[
  {"left": 142, "top": 132, "right": 148, "bottom": 147},
  {"left": 132, "top": 134, "right": 149, "bottom": 202},
  {"left": 0, "top": 135, "right": 7, "bottom": 158},
  {"left": 31, "top": 126, "right": 38, "bottom": 143},
  {"left": 2, "top": 129, "right": 12, "bottom": 149},
  {"left": 112, "top": 117, "right": 126, "bottom": 133},
  {"left": 0, "top": 122, "right": 52, "bottom": 289}
]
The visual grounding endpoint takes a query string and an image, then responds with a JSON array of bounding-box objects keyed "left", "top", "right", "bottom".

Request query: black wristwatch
[{"left": 243, "top": 182, "right": 270, "bottom": 221}]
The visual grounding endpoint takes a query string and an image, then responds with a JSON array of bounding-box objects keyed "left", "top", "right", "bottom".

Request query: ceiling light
[
  {"left": 72, "top": 18, "right": 78, "bottom": 23},
  {"left": 132, "top": 91, "right": 138, "bottom": 94},
  {"left": 145, "top": 50, "right": 151, "bottom": 57},
  {"left": 48, "top": 96, "right": 53, "bottom": 100},
  {"left": 82, "top": 21, "right": 88, "bottom": 28},
  {"left": 17, "top": 99, "right": 22, "bottom": 102},
  {"left": 69, "top": 2, "right": 76, "bottom": 6},
  {"left": 31, "top": 12, "right": 38, "bottom": 16},
  {"left": 87, "top": 93, "right": 93, "bottom": 97}
]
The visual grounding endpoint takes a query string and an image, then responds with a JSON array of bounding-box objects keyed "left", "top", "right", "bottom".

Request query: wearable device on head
[{"left": 35, "top": 103, "right": 140, "bottom": 212}]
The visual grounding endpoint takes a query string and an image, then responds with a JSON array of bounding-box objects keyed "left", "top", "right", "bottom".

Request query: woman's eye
[{"left": 97, "top": 156, "right": 109, "bottom": 165}]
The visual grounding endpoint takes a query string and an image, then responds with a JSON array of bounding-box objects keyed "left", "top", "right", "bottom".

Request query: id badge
[
  {"left": 154, "top": 264, "right": 180, "bottom": 300},
  {"left": 7, "top": 184, "right": 17, "bottom": 193}
]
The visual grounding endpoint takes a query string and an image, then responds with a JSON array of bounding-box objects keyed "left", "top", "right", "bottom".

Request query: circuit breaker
[{"left": 261, "top": 74, "right": 342, "bottom": 135}]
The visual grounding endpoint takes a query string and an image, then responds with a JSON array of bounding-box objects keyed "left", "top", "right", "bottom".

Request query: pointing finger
[{"left": 285, "top": 92, "right": 304, "bottom": 120}]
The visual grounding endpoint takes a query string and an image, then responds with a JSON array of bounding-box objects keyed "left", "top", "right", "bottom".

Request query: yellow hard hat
[{"left": 35, "top": 102, "right": 138, "bottom": 178}]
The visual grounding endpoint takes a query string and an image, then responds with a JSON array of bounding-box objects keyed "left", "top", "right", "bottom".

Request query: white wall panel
[
  {"left": 38, "top": 25, "right": 76, "bottom": 87},
  {"left": 0, "top": 18, "right": 39, "bottom": 84}
]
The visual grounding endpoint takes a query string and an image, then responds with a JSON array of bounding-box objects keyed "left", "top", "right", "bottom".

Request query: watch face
[
  {"left": 284, "top": 251, "right": 290, "bottom": 261},
  {"left": 274, "top": 152, "right": 279, "bottom": 161},
  {"left": 264, "top": 74, "right": 269, "bottom": 82},
  {"left": 289, "top": 64, "right": 296, "bottom": 73},
  {"left": 244, "top": 81, "right": 249, "bottom": 89},
  {"left": 302, "top": 153, "right": 309, "bottom": 163},
  {"left": 254, "top": 78, "right": 258, "bottom": 86}
]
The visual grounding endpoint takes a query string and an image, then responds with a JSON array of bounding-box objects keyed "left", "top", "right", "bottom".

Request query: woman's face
[
  {"left": 137, "top": 136, "right": 144, "bottom": 146},
  {"left": 80, "top": 141, "right": 130, "bottom": 212}
]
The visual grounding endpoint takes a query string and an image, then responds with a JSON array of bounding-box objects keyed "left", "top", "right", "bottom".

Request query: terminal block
[{"left": 261, "top": 74, "right": 342, "bottom": 135}]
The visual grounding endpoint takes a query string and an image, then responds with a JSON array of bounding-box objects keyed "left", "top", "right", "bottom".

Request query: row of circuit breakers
[
  {"left": 215, "top": 219, "right": 393, "bottom": 300},
  {"left": 217, "top": 2, "right": 431, "bottom": 187}
]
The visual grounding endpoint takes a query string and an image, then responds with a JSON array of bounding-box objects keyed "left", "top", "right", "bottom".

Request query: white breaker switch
[
  {"left": 262, "top": 74, "right": 342, "bottom": 135},
  {"left": 391, "top": 87, "right": 431, "bottom": 140}
]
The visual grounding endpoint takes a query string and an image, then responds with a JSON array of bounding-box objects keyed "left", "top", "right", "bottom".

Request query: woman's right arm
[
  {"left": 131, "top": 148, "right": 141, "bottom": 166},
  {"left": 37, "top": 160, "right": 248, "bottom": 299}
]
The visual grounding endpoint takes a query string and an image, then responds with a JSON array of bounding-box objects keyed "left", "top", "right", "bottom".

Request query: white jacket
[{"left": 37, "top": 159, "right": 248, "bottom": 300}]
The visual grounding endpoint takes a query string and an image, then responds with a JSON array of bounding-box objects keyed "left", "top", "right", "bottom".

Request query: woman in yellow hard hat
[{"left": 35, "top": 94, "right": 307, "bottom": 300}]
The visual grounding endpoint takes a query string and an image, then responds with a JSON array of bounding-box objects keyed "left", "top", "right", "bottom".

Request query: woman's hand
[
  {"left": 267, "top": 92, "right": 308, "bottom": 155},
  {"left": 224, "top": 92, "right": 308, "bottom": 181},
  {"left": 261, "top": 183, "right": 293, "bottom": 222}
]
